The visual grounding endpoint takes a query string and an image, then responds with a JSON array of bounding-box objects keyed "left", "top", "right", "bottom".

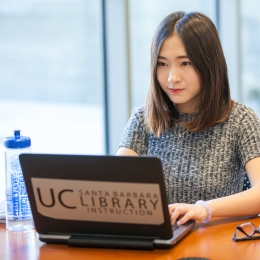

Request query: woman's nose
[{"left": 168, "top": 68, "right": 180, "bottom": 83}]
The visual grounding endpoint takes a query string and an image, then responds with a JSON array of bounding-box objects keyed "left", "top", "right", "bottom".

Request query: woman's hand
[{"left": 168, "top": 203, "right": 209, "bottom": 225}]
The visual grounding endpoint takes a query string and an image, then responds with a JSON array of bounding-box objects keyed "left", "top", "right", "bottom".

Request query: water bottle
[{"left": 3, "top": 130, "right": 34, "bottom": 231}]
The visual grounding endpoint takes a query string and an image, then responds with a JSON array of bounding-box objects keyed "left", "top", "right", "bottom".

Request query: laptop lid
[{"left": 20, "top": 154, "right": 195, "bottom": 250}]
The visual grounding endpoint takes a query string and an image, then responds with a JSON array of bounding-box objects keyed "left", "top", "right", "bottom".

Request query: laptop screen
[{"left": 20, "top": 154, "right": 173, "bottom": 240}]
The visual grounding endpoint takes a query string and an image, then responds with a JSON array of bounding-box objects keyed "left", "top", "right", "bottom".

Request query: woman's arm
[
  {"left": 169, "top": 156, "right": 260, "bottom": 225},
  {"left": 116, "top": 147, "right": 139, "bottom": 156}
]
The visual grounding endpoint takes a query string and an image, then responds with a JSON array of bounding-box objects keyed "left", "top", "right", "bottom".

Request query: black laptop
[{"left": 19, "top": 154, "right": 195, "bottom": 250}]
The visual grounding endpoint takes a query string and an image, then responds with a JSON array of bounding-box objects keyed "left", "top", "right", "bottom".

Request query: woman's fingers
[
  {"left": 169, "top": 204, "right": 189, "bottom": 224},
  {"left": 176, "top": 211, "right": 194, "bottom": 225},
  {"left": 168, "top": 203, "right": 185, "bottom": 214},
  {"left": 168, "top": 203, "right": 208, "bottom": 225}
]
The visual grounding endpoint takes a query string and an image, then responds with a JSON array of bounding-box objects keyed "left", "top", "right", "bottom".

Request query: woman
[{"left": 117, "top": 12, "right": 260, "bottom": 225}]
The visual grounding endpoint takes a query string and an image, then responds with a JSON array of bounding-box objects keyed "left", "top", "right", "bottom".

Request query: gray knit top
[{"left": 119, "top": 102, "right": 260, "bottom": 204}]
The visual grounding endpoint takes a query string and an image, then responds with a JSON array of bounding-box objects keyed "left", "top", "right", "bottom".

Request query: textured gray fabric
[{"left": 119, "top": 102, "right": 260, "bottom": 204}]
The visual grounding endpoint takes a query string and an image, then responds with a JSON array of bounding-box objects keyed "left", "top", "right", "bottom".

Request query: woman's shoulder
[
  {"left": 124, "top": 105, "right": 147, "bottom": 130},
  {"left": 229, "top": 101, "right": 260, "bottom": 127},
  {"left": 134, "top": 105, "right": 146, "bottom": 114},
  {"left": 130, "top": 105, "right": 146, "bottom": 121},
  {"left": 230, "top": 101, "right": 258, "bottom": 117}
]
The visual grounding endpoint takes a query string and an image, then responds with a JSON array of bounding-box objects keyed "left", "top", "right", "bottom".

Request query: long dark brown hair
[{"left": 146, "top": 11, "right": 233, "bottom": 136}]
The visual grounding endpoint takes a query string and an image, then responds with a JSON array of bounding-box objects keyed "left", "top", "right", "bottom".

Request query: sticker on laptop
[{"left": 31, "top": 178, "right": 164, "bottom": 225}]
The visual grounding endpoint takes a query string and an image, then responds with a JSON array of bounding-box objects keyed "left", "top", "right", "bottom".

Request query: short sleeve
[
  {"left": 236, "top": 106, "right": 260, "bottom": 167},
  {"left": 119, "top": 107, "right": 148, "bottom": 155}
]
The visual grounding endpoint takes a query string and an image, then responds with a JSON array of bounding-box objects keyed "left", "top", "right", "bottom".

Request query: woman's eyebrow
[
  {"left": 176, "top": 55, "right": 189, "bottom": 59},
  {"left": 158, "top": 56, "right": 167, "bottom": 60},
  {"left": 158, "top": 55, "right": 189, "bottom": 59}
]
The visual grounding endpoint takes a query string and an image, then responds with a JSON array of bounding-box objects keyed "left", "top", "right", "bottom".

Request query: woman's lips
[{"left": 169, "top": 88, "right": 183, "bottom": 94}]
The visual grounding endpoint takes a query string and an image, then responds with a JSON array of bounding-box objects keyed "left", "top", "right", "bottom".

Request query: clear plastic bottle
[{"left": 3, "top": 130, "right": 34, "bottom": 231}]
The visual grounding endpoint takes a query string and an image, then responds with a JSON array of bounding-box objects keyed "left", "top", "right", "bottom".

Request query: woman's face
[{"left": 156, "top": 34, "right": 201, "bottom": 113}]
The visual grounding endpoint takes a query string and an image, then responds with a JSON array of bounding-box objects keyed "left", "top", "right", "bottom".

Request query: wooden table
[{"left": 1, "top": 216, "right": 260, "bottom": 260}]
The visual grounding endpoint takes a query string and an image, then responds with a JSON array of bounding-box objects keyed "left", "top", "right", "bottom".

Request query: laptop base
[{"left": 68, "top": 236, "right": 155, "bottom": 250}]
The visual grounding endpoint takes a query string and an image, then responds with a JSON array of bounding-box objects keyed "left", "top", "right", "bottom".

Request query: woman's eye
[
  {"left": 157, "top": 62, "right": 167, "bottom": 67},
  {"left": 181, "top": 61, "right": 191, "bottom": 66}
]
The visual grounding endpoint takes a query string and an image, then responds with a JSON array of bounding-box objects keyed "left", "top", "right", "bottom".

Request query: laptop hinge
[{"left": 68, "top": 236, "right": 154, "bottom": 250}]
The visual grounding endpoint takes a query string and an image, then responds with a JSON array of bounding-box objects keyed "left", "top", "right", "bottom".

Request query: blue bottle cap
[{"left": 3, "top": 130, "right": 31, "bottom": 149}]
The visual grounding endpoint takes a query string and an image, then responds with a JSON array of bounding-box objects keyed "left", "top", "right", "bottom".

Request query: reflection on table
[{"left": 1, "top": 216, "right": 260, "bottom": 260}]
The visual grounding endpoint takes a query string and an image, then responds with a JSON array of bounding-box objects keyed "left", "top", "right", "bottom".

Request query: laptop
[{"left": 19, "top": 154, "right": 195, "bottom": 250}]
